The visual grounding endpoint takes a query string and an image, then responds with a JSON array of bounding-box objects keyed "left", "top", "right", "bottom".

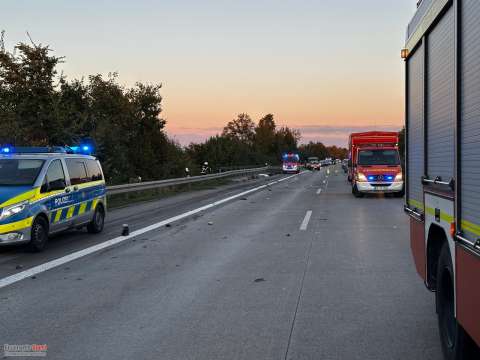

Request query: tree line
[{"left": 0, "top": 34, "right": 347, "bottom": 184}]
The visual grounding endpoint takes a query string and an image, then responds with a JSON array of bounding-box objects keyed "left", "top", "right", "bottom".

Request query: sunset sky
[{"left": 3, "top": 0, "right": 417, "bottom": 147}]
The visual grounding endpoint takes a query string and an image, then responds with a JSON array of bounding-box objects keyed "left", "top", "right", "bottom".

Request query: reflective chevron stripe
[{"left": 50, "top": 198, "right": 102, "bottom": 224}]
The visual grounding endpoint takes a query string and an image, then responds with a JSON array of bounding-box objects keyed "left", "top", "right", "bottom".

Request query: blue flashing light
[
  {"left": 68, "top": 143, "right": 94, "bottom": 155},
  {"left": 386, "top": 175, "right": 394, "bottom": 181},
  {"left": 367, "top": 176, "right": 375, "bottom": 181},
  {"left": 1, "top": 146, "right": 12, "bottom": 154}
]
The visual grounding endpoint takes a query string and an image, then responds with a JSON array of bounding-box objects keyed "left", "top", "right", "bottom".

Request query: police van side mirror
[
  {"left": 49, "top": 179, "right": 66, "bottom": 191},
  {"left": 41, "top": 179, "right": 66, "bottom": 193}
]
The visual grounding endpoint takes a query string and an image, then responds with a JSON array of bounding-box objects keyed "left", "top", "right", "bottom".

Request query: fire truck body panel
[
  {"left": 456, "top": 245, "right": 480, "bottom": 346},
  {"left": 404, "top": 0, "right": 480, "bottom": 351}
]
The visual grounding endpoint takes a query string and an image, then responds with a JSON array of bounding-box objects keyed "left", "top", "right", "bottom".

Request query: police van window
[
  {"left": 85, "top": 159, "right": 103, "bottom": 182},
  {"left": 0, "top": 159, "right": 44, "bottom": 186},
  {"left": 42, "top": 160, "right": 66, "bottom": 193},
  {"left": 66, "top": 159, "right": 89, "bottom": 185}
]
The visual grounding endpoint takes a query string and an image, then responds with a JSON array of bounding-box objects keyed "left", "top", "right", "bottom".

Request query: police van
[{"left": 0, "top": 146, "right": 107, "bottom": 251}]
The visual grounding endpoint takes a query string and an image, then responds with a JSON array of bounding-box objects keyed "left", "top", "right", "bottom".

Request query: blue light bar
[
  {"left": 386, "top": 175, "right": 394, "bottom": 181},
  {"left": 67, "top": 143, "right": 94, "bottom": 155},
  {"left": 367, "top": 176, "right": 375, "bottom": 181},
  {"left": 1, "top": 144, "right": 95, "bottom": 156}
]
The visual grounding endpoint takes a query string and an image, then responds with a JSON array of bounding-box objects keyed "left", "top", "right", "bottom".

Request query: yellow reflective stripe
[
  {"left": 0, "top": 217, "right": 34, "bottom": 234},
  {"left": 425, "top": 206, "right": 454, "bottom": 223},
  {"left": 78, "top": 202, "right": 87, "bottom": 215},
  {"left": 66, "top": 206, "right": 75, "bottom": 219},
  {"left": 54, "top": 209, "right": 63, "bottom": 223},
  {"left": 31, "top": 189, "right": 65, "bottom": 202},
  {"left": 461, "top": 220, "right": 480, "bottom": 237},
  {"left": 91, "top": 198, "right": 99, "bottom": 211},
  {"left": 409, "top": 199, "right": 424, "bottom": 211},
  {"left": 75, "top": 180, "right": 105, "bottom": 190},
  {"left": 0, "top": 189, "right": 38, "bottom": 208},
  {"left": 441, "top": 213, "right": 454, "bottom": 223}
]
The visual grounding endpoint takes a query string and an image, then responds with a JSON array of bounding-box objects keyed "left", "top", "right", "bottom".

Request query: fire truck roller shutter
[
  {"left": 458, "top": 0, "right": 480, "bottom": 348},
  {"left": 427, "top": 8, "right": 455, "bottom": 183},
  {"left": 407, "top": 43, "right": 425, "bottom": 212},
  {"left": 460, "top": 0, "right": 480, "bottom": 242}
]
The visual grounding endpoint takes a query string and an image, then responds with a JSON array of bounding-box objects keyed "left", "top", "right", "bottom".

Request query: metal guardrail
[{"left": 106, "top": 166, "right": 272, "bottom": 195}]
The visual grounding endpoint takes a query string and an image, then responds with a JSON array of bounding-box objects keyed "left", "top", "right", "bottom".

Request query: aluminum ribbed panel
[
  {"left": 427, "top": 8, "right": 455, "bottom": 182},
  {"left": 460, "top": 0, "right": 480, "bottom": 237},
  {"left": 407, "top": 45, "right": 425, "bottom": 210}
]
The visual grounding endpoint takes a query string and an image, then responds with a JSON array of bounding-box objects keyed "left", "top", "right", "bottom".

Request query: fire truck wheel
[
  {"left": 436, "top": 243, "right": 478, "bottom": 360},
  {"left": 352, "top": 185, "right": 363, "bottom": 198}
]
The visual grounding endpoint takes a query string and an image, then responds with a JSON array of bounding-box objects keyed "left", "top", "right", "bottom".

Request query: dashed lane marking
[{"left": 300, "top": 211, "right": 313, "bottom": 231}]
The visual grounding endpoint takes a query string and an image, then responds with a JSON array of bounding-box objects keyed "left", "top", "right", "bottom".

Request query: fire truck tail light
[{"left": 450, "top": 223, "right": 456, "bottom": 238}]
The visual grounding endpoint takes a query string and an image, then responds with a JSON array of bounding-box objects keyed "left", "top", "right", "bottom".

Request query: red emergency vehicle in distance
[
  {"left": 348, "top": 131, "right": 404, "bottom": 198},
  {"left": 282, "top": 153, "right": 300, "bottom": 174}
]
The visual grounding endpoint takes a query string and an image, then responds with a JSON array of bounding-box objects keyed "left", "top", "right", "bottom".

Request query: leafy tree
[
  {"left": 222, "top": 113, "right": 255, "bottom": 145},
  {"left": 275, "top": 126, "right": 300, "bottom": 156},
  {"left": 326, "top": 145, "right": 348, "bottom": 160},
  {"left": 298, "top": 142, "right": 329, "bottom": 160},
  {"left": 255, "top": 113, "right": 276, "bottom": 155},
  {"left": 0, "top": 36, "right": 63, "bottom": 145}
]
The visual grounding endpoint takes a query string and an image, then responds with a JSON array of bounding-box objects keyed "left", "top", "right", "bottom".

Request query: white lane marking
[
  {"left": 316, "top": 189, "right": 322, "bottom": 195},
  {"left": 300, "top": 211, "right": 313, "bottom": 231},
  {"left": 0, "top": 173, "right": 304, "bottom": 290}
]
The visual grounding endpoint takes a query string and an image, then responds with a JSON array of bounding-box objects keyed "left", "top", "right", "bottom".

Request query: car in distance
[{"left": 306, "top": 157, "right": 321, "bottom": 171}]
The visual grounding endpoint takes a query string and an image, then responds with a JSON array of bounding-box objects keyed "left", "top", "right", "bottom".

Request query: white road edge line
[
  {"left": 0, "top": 172, "right": 305, "bottom": 290},
  {"left": 300, "top": 210, "right": 313, "bottom": 231}
]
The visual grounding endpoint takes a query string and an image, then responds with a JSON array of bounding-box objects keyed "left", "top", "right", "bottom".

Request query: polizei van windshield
[{"left": 0, "top": 159, "right": 44, "bottom": 186}]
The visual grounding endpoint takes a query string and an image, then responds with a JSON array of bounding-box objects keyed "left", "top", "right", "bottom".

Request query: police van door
[
  {"left": 65, "top": 158, "right": 95, "bottom": 227},
  {"left": 42, "top": 159, "right": 74, "bottom": 233}
]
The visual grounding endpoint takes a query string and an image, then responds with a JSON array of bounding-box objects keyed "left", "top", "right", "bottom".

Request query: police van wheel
[
  {"left": 87, "top": 206, "right": 105, "bottom": 234},
  {"left": 436, "top": 243, "right": 479, "bottom": 360},
  {"left": 27, "top": 217, "right": 48, "bottom": 252}
]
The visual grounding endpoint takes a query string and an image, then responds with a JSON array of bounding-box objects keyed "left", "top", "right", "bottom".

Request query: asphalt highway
[{"left": 0, "top": 166, "right": 443, "bottom": 359}]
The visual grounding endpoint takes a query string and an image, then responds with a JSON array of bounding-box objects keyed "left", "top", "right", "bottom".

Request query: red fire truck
[
  {"left": 403, "top": 0, "right": 480, "bottom": 358},
  {"left": 348, "top": 131, "right": 404, "bottom": 198}
]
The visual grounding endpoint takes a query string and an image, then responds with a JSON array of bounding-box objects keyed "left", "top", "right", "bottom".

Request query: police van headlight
[
  {"left": 0, "top": 201, "right": 28, "bottom": 220},
  {"left": 395, "top": 173, "right": 403, "bottom": 181}
]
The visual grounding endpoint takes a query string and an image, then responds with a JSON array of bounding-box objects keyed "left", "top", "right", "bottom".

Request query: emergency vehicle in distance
[
  {"left": 403, "top": 0, "right": 480, "bottom": 358},
  {"left": 348, "top": 131, "right": 404, "bottom": 198},
  {"left": 282, "top": 153, "right": 301, "bottom": 174},
  {"left": 0, "top": 146, "right": 106, "bottom": 252},
  {"left": 306, "top": 157, "right": 321, "bottom": 171}
]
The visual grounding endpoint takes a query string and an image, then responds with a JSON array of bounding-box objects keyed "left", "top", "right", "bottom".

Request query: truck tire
[
  {"left": 436, "top": 243, "right": 479, "bottom": 360},
  {"left": 352, "top": 185, "right": 363, "bottom": 198},
  {"left": 394, "top": 189, "right": 405, "bottom": 198},
  {"left": 87, "top": 205, "right": 105, "bottom": 234},
  {"left": 27, "top": 216, "right": 48, "bottom": 252}
]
